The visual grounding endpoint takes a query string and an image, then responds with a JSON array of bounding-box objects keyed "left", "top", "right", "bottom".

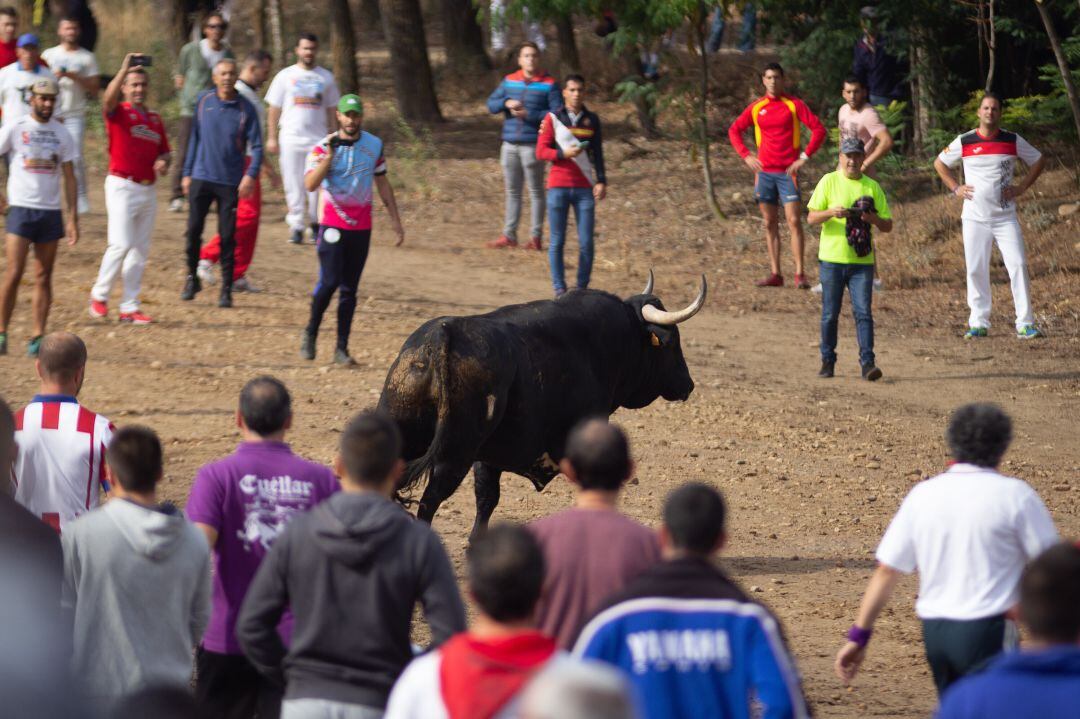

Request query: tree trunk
[
  {"left": 357, "top": 0, "right": 382, "bottom": 36},
  {"left": 379, "top": 0, "right": 442, "bottom": 121},
  {"left": 254, "top": 0, "right": 267, "bottom": 51},
  {"left": 331, "top": 0, "right": 361, "bottom": 94},
  {"left": 908, "top": 31, "right": 933, "bottom": 151},
  {"left": 554, "top": 14, "right": 581, "bottom": 74},
  {"left": 985, "top": 0, "right": 996, "bottom": 92},
  {"left": 1034, "top": 0, "right": 1080, "bottom": 143},
  {"left": 695, "top": 1, "right": 724, "bottom": 219},
  {"left": 620, "top": 49, "right": 660, "bottom": 138},
  {"left": 267, "top": 0, "right": 285, "bottom": 69},
  {"left": 441, "top": 0, "right": 491, "bottom": 73}
]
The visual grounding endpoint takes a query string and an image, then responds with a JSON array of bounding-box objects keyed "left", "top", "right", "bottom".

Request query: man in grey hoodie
[
  {"left": 237, "top": 410, "right": 465, "bottom": 719},
  {"left": 62, "top": 425, "right": 211, "bottom": 711}
]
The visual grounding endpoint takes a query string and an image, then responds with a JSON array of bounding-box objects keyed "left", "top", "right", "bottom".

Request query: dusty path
[{"left": 1, "top": 101, "right": 1077, "bottom": 717}]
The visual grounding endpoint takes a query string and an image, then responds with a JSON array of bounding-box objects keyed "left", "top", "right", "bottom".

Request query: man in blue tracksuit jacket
[
  {"left": 485, "top": 41, "right": 560, "bottom": 250},
  {"left": 936, "top": 542, "right": 1080, "bottom": 719},
  {"left": 573, "top": 483, "right": 809, "bottom": 719}
]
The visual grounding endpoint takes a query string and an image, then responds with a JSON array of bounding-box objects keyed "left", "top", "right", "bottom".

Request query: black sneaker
[
  {"left": 300, "top": 330, "right": 315, "bottom": 360},
  {"left": 862, "top": 364, "right": 883, "bottom": 381},
  {"left": 180, "top": 274, "right": 201, "bottom": 300},
  {"left": 818, "top": 361, "right": 834, "bottom": 378},
  {"left": 218, "top": 287, "right": 233, "bottom": 308},
  {"left": 334, "top": 347, "right": 357, "bottom": 366},
  {"left": 289, "top": 230, "right": 304, "bottom": 245},
  {"left": 309, "top": 223, "right": 320, "bottom": 244}
]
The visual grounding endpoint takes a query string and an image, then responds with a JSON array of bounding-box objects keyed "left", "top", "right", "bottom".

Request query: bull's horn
[
  {"left": 641, "top": 275, "right": 707, "bottom": 326},
  {"left": 642, "top": 269, "right": 655, "bottom": 296}
]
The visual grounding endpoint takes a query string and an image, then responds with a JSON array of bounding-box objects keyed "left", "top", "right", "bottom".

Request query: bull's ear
[
  {"left": 650, "top": 332, "right": 661, "bottom": 347},
  {"left": 647, "top": 325, "right": 676, "bottom": 347}
]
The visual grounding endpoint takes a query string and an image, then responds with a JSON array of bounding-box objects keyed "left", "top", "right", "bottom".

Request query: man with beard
[{"left": 0, "top": 78, "right": 76, "bottom": 357}]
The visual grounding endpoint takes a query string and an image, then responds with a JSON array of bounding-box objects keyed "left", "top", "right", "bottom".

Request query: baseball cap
[
  {"left": 840, "top": 137, "right": 866, "bottom": 155},
  {"left": 16, "top": 33, "right": 39, "bottom": 48},
  {"left": 30, "top": 77, "right": 58, "bottom": 96},
  {"left": 338, "top": 94, "right": 363, "bottom": 115}
]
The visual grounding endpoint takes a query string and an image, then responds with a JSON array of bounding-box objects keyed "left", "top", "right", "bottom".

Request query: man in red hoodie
[
  {"left": 384, "top": 524, "right": 562, "bottom": 719},
  {"left": 729, "top": 62, "right": 826, "bottom": 289}
]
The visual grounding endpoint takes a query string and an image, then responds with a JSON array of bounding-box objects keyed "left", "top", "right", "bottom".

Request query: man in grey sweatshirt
[
  {"left": 237, "top": 410, "right": 466, "bottom": 719},
  {"left": 62, "top": 425, "right": 211, "bottom": 710}
]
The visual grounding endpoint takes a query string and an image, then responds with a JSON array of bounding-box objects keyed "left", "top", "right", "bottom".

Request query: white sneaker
[
  {"left": 196, "top": 259, "right": 217, "bottom": 286},
  {"left": 168, "top": 198, "right": 185, "bottom": 213},
  {"left": 811, "top": 282, "right": 823, "bottom": 294},
  {"left": 873, "top": 277, "right": 884, "bottom": 293},
  {"left": 233, "top": 276, "right": 261, "bottom": 293},
  {"left": 77, "top": 197, "right": 90, "bottom": 214}
]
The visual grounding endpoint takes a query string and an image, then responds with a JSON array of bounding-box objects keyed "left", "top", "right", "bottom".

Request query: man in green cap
[{"left": 300, "top": 93, "right": 404, "bottom": 365}]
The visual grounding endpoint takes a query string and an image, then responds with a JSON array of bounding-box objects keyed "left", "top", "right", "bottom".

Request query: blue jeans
[
  {"left": 820, "top": 261, "right": 874, "bottom": 366},
  {"left": 707, "top": 3, "right": 756, "bottom": 53},
  {"left": 547, "top": 187, "right": 595, "bottom": 291}
]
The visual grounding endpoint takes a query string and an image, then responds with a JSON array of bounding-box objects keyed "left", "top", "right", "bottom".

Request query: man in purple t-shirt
[
  {"left": 186, "top": 376, "right": 338, "bottom": 719},
  {"left": 528, "top": 419, "right": 661, "bottom": 648}
]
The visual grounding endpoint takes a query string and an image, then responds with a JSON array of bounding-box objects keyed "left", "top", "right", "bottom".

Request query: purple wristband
[{"left": 847, "top": 625, "right": 872, "bottom": 648}]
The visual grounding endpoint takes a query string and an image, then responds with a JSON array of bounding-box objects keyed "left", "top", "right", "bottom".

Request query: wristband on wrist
[
  {"left": 799, "top": 151, "right": 809, "bottom": 161},
  {"left": 847, "top": 624, "right": 872, "bottom": 648}
]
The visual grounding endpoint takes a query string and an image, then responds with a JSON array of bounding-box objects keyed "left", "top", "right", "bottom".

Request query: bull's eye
[{"left": 412, "top": 362, "right": 426, "bottom": 371}]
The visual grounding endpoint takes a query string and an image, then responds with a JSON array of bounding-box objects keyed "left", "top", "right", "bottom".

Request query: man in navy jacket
[
  {"left": 486, "top": 41, "right": 559, "bottom": 250},
  {"left": 936, "top": 542, "right": 1080, "bottom": 719},
  {"left": 181, "top": 58, "right": 262, "bottom": 309},
  {"left": 573, "top": 483, "right": 809, "bottom": 719}
]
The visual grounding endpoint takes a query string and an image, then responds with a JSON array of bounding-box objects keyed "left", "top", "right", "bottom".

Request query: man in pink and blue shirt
[
  {"left": 301, "top": 94, "right": 403, "bottom": 366},
  {"left": 186, "top": 376, "right": 338, "bottom": 719}
]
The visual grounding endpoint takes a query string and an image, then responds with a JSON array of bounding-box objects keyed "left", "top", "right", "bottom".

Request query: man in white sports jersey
[
  {"left": 265, "top": 33, "right": 339, "bottom": 245},
  {"left": 13, "top": 332, "right": 113, "bottom": 533},
  {"left": 42, "top": 16, "right": 99, "bottom": 214},
  {"left": 934, "top": 92, "right": 1047, "bottom": 340}
]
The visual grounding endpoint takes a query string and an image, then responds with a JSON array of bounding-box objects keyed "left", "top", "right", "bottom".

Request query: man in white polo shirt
[
  {"left": 265, "top": 33, "right": 339, "bottom": 245},
  {"left": 834, "top": 402, "right": 1058, "bottom": 696}
]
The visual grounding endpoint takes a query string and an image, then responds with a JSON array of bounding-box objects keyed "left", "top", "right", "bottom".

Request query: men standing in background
[
  {"left": 486, "top": 42, "right": 560, "bottom": 250},
  {"left": 0, "top": 78, "right": 76, "bottom": 357},
  {"left": 0, "top": 34, "right": 57, "bottom": 126},
  {"left": 169, "top": 12, "right": 233, "bottom": 213},
  {"left": 0, "top": 6, "right": 18, "bottom": 69},
  {"left": 852, "top": 6, "right": 906, "bottom": 108},
  {"left": 934, "top": 93, "right": 1046, "bottom": 340},
  {"left": 199, "top": 49, "right": 277, "bottom": 293},
  {"left": 88, "top": 53, "right": 170, "bottom": 325},
  {"left": 181, "top": 58, "right": 262, "bottom": 309},
  {"left": 265, "top": 34, "right": 339, "bottom": 245},
  {"left": 42, "top": 16, "right": 99, "bottom": 214}
]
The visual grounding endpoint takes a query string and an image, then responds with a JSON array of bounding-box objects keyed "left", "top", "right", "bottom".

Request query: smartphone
[{"left": 130, "top": 55, "right": 153, "bottom": 67}]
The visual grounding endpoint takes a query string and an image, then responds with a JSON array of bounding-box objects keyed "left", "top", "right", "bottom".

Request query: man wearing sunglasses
[{"left": 169, "top": 12, "right": 234, "bottom": 213}]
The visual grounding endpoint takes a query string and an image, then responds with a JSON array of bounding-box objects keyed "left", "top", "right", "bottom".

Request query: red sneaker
[
  {"left": 119, "top": 311, "right": 153, "bottom": 325},
  {"left": 88, "top": 299, "right": 107, "bottom": 318},
  {"left": 487, "top": 235, "right": 518, "bottom": 249},
  {"left": 755, "top": 273, "right": 784, "bottom": 287},
  {"left": 523, "top": 236, "right": 543, "bottom": 251},
  {"left": 794, "top": 273, "right": 810, "bottom": 289}
]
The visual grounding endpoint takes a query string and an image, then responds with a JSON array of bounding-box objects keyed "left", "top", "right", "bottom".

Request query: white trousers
[
  {"left": 962, "top": 216, "right": 1033, "bottom": 331},
  {"left": 489, "top": 0, "right": 545, "bottom": 51},
  {"left": 63, "top": 114, "right": 89, "bottom": 211},
  {"left": 91, "top": 176, "right": 157, "bottom": 312},
  {"left": 280, "top": 140, "right": 319, "bottom": 232}
]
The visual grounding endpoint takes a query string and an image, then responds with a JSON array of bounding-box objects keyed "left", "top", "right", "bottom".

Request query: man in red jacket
[
  {"left": 535, "top": 74, "right": 606, "bottom": 297},
  {"left": 729, "top": 62, "right": 826, "bottom": 289}
]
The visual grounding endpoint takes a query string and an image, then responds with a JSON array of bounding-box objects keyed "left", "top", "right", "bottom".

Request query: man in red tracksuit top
[
  {"left": 535, "top": 74, "right": 606, "bottom": 297},
  {"left": 729, "top": 62, "right": 826, "bottom": 289}
]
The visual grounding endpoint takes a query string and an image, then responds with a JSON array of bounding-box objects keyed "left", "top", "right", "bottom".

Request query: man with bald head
[
  {"left": 527, "top": 419, "right": 661, "bottom": 648},
  {"left": 13, "top": 331, "right": 114, "bottom": 532}
]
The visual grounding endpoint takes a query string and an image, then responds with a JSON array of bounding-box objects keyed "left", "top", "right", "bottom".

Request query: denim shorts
[
  {"left": 754, "top": 171, "right": 801, "bottom": 206},
  {"left": 7, "top": 206, "right": 64, "bottom": 243}
]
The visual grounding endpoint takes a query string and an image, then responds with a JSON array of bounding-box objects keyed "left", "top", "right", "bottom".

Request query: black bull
[{"left": 377, "top": 274, "right": 707, "bottom": 541}]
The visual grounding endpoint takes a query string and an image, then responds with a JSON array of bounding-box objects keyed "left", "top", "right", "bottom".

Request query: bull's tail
[{"left": 394, "top": 322, "right": 452, "bottom": 504}]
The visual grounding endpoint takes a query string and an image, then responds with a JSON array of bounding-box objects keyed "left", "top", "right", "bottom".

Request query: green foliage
[{"left": 389, "top": 115, "right": 439, "bottom": 198}]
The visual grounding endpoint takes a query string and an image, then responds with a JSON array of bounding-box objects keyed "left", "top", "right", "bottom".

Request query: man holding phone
[
  {"left": 535, "top": 74, "right": 606, "bottom": 297},
  {"left": 806, "top": 137, "right": 892, "bottom": 381}
]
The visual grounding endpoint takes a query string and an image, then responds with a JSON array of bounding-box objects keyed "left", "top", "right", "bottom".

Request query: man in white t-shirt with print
[
  {"left": 265, "top": 33, "right": 339, "bottom": 245},
  {"left": 41, "top": 16, "right": 99, "bottom": 214},
  {"left": 934, "top": 93, "right": 1047, "bottom": 340},
  {"left": 835, "top": 402, "right": 1058, "bottom": 696},
  {"left": 0, "top": 34, "right": 57, "bottom": 127},
  {"left": 0, "top": 78, "right": 76, "bottom": 358}
]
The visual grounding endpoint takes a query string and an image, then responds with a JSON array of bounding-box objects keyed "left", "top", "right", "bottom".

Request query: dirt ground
[{"left": 1, "top": 80, "right": 1078, "bottom": 717}]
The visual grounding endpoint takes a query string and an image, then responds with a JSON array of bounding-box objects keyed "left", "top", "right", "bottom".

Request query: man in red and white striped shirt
[{"left": 13, "top": 332, "right": 113, "bottom": 532}]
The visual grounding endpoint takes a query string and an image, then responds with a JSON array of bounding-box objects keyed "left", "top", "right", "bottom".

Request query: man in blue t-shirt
[{"left": 573, "top": 483, "right": 809, "bottom": 719}]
